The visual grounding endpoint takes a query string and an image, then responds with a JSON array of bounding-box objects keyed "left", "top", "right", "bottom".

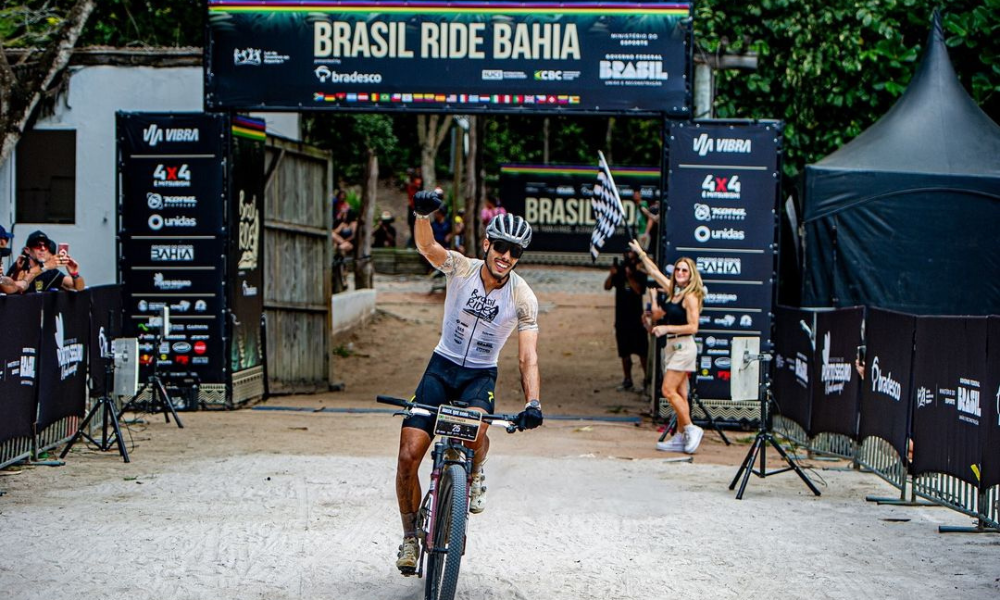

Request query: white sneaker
[
  {"left": 683, "top": 425, "right": 704, "bottom": 454},
  {"left": 656, "top": 433, "right": 686, "bottom": 452},
  {"left": 469, "top": 472, "right": 487, "bottom": 514}
]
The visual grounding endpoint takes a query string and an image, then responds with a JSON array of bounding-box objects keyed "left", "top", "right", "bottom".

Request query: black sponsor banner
[
  {"left": 36, "top": 292, "right": 89, "bottom": 430},
  {"left": 120, "top": 159, "right": 227, "bottom": 234},
  {"left": 911, "top": 316, "right": 987, "bottom": 486},
  {"left": 773, "top": 306, "right": 814, "bottom": 435},
  {"left": 229, "top": 117, "right": 266, "bottom": 376},
  {"left": 982, "top": 317, "right": 1000, "bottom": 489},
  {"left": 858, "top": 308, "right": 916, "bottom": 461},
  {"left": 665, "top": 121, "right": 780, "bottom": 399},
  {"left": 498, "top": 164, "right": 661, "bottom": 254},
  {"left": 809, "top": 307, "right": 864, "bottom": 439},
  {"left": 118, "top": 112, "right": 231, "bottom": 387},
  {"left": 88, "top": 285, "right": 123, "bottom": 399},
  {"left": 0, "top": 294, "right": 43, "bottom": 444},
  {"left": 205, "top": 1, "right": 693, "bottom": 115}
]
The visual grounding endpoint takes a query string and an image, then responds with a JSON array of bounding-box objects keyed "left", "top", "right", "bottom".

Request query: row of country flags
[{"left": 313, "top": 92, "right": 582, "bottom": 105}]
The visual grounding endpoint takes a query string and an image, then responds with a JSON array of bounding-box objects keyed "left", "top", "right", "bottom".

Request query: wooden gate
[{"left": 264, "top": 136, "right": 333, "bottom": 393}]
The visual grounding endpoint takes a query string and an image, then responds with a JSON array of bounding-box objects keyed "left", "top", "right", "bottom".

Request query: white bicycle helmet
[{"left": 486, "top": 214, "right": 533, "bottom": 248}]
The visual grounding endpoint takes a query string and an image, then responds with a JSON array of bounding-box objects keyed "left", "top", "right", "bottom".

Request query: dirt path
[{"left": 1, "top": 267, "right": 997, "bottom": 599}]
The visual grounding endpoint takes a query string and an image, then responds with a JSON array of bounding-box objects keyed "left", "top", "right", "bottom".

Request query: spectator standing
[
  {"left": 631, "top": 189, "right": 650, "bottom": 249},
  {"left": 405, "top": 170, "right": 423, "bottom": 247},
  {"left": 4, "top": 230, "right": 85, "bottom": 293},
  {"left": 604, "top": 250, "right": 648, "bottom": 392},
  {"left": 373, "top": 210, "right": 398, "bottom": 248},
  {"left": 452, "top": 208, "right": 466, "bottom": 254},
  {"left": 430, "top": 209, "right": 452, "bottom": 248},
  {"left": 480, "top": 195, "right": 506, "bottom": 229}
]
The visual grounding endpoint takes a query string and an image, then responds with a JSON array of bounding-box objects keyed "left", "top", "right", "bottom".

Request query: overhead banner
[
  {"left": 228, "top": 117, "right": 266, "bottom": 377},
  {"left": 809, "top": 307, "right": 864, "bottom": 439},
  {"left": 910, "top": 316, "right": 987, "bottom": 486},
  {"left": 773, "top": 306, "right": 814, "bottom": 435},
  {"left": 498, "top": 164, "right": 660, "bottom": 255},
  {"left": 983, "top": 316, "right": 1000, "bottom": 490},
  {"left": 0, "top": 294, "right": 42, "bottom": 444},
  {"left": 36, "top": 292, "right": 89, "bottom": 430},
  {"left": 205, "top": 1, "right": 693, "bottom": 115},
  {"left": 665, "top": 121, "right": 781, "bottom": 400}
]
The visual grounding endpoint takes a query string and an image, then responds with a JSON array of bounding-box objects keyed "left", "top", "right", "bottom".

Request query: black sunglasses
[{"left": 490, "top": 239, "right": 524, "bottom": 259}]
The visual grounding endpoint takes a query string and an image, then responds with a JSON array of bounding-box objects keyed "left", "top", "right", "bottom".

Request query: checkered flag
[{"left": 590, "top": 151, "right": 629, "bottom": 260}]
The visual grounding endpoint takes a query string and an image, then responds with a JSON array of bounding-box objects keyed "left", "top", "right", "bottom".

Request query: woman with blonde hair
[{"left": 629, "top": 240, "right": 706, "bottom": 453}]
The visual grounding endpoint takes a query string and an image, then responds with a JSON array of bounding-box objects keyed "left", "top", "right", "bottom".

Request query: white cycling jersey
[{"left": 433, "top": 250, "right": 538, "bottom": 368}]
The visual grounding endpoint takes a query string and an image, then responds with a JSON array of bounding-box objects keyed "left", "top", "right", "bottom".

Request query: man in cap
[
  {"left": 373, "top": 210, "right": 397, "bottom": 248},
  {"left": 2, "top": 230, "right": 85, "bottom": 293}
]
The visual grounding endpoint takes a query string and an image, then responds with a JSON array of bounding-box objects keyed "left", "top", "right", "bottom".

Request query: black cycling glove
[
  {"left": 514, "top": 406, "right": 544, "bottom": 430},
  {"left": 413, "top": 190, "right": 443, "bottom": 216}
]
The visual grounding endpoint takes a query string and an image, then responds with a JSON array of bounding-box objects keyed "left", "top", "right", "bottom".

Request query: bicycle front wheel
[{"left": 424, "top": 463, "right": 468, "bottom": 600}]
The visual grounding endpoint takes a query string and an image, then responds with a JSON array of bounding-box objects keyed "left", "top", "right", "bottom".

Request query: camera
[{"left": 856, "top": 344, "right": 867, "bottom": 363}]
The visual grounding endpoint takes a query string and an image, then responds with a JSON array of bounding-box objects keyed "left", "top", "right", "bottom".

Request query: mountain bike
[{"left": 377, "top": 395, "right": 521, "bottom": 600}]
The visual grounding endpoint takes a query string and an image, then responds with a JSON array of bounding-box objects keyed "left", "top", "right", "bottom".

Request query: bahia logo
[
  {"left": 697, "top": 256, "right": 741, "bottom": 275},
  {"left": 692, "top": 133, "right": 752, "bottom": 157},
  {"left": 234, "top": 48, "right": 262, "bottom": 66},
  {"left": 151, "top": 244, "right": 194, "bottom": 262},
  {"left": 869, "top": 356, "right": 902, "bottom": 402},
  {"left": 142, "top": 124, "right": 199, "bottom": 147}
]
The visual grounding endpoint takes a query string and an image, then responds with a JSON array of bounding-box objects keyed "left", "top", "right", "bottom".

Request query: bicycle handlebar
[{"left": 377, "top": 395, "right": 522, "bottom": 433}]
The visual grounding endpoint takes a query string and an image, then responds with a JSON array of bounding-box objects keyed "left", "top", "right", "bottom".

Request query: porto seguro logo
[
  {"left": 55, "top": 314, "right": 85, "bottom": 381},
  {"left": 820, "top": 332, "right": 852, "bottom": 394}
]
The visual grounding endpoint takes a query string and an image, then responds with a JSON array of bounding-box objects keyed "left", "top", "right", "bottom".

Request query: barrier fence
[
  {"left": 773, "top": 306, "right": 1000, "bottom": 531},
  {"left": 0, "top": 286, "right": 120, "bottom": 469}
]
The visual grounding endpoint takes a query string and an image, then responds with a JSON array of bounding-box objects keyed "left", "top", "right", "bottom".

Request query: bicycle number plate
[{"left": 434, "top": 405, "right": 482, "bottom": 441}]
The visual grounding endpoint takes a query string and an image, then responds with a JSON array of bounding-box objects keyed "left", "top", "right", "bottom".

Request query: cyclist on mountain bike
[{"left": 395, "top": 190, "right": 544, "bottom": 573}]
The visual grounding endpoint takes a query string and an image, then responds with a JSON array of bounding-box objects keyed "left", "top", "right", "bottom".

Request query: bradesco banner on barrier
[
  {"left": 809, "top": 307, "right": 864, "bottom": 439},
  {"left": 228, "top": 117, "right": 266, "bottom": 377},
  {"left": 499, "top": 164, "right": 660, "bottom": 255},
  {"left": 910, "top": 316, "right": 987, "bottom": 486},
  {"left": 118, "top": 112, "right": 229, "bottom": 386},
  {"left": 205, "top": 1, "right": 693, "bottom": 115},
  {"left": 664, "top": 121, "right": 780, "bottom": 400},
  {"left": 858, "top": 308, "right": 916, "bottom": 462}
]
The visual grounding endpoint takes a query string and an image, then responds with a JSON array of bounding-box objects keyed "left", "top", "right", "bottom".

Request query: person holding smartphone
[{"left": 3, "top": 230, "right": 85, "bottom": 293}]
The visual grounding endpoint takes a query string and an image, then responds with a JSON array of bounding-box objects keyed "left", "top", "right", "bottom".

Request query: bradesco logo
[
  {"left": 152, "top": 164, "right": 191, "bottom": 188},
  {"left": 142, "top": 124, "right": 200, "bottom": 147},
  {"left": 869, "top": 356, "right": 902, "bottom": 401},
  {"left": 701, "top": 175, "right": 742, "bottom": 200},
  {"left": 692, "top": 133, "right": 752, "bottom": 157}
]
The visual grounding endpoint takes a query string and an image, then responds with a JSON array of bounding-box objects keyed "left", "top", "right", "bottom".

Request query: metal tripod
[
  {"left": 60, "top": 362, "right": 130, "bottom": 462},
  {"left": 120, "top": 354, "right": 184, "bottom": 429},
  {"left": 729, "top": 352, "right": 820, "bottom": 500}
]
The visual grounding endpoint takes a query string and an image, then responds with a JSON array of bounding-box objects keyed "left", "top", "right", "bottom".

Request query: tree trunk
[
  {"left": 464, "top": 115, "right": 480, "bottom": 256},
  {"left": 543, "top": 117, "right": 550, "bottom": 164},
  {"left": 604, "top": 117, "right": 616, "bottom": 165},
  {"left": 355, "top": 147, "right": 377, "bottom": 289},
  {"left": 0, "top": 0, "right": 96, "bottom": 168},
  {"left": 416, "top": 113, "right": 453, "bottom": 191}
]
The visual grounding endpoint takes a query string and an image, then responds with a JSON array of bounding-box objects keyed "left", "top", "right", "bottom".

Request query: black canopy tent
[{"left": 801, "top": 14, "right": 1000, "bottom": 315}]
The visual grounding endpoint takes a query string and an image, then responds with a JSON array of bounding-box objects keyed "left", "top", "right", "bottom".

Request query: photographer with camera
[
  {"left": 2, "top": 230, "right": 85, "bottom": 294},
  {"left": 604, "top": 249, "right": 647, "bottom": 392}
]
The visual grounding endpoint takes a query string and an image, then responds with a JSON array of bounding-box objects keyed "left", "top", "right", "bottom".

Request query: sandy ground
[{"left": 1, "top": 266, "right": 998, "bottom": 599}]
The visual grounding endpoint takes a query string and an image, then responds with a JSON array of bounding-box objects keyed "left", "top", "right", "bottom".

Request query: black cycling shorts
[{"left": 402, "top": 352, "right": 497, "bottom": 436}]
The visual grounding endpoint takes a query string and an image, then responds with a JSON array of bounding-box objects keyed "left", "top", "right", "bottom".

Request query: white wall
[{"left": 0, "top": 64, "right": 300, "bottom": 286}]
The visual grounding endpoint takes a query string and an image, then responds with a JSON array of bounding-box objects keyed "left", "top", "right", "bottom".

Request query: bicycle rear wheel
[{"left": 424, "top": 463, "right": 468, "bottom": 600}]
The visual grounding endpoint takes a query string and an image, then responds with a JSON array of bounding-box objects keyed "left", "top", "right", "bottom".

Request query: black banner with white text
[
  {"left": 0, "top": 294, "right": 42, "bottom": 444},
  {"left": 809, "top": 307, "right": 864, "bottom": 439},
  {"left": 858, "top": 308, "right": 916, "bottom": 462},
  {"left": 36, "top": 292, "right": 89, "bottom": 430}
]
